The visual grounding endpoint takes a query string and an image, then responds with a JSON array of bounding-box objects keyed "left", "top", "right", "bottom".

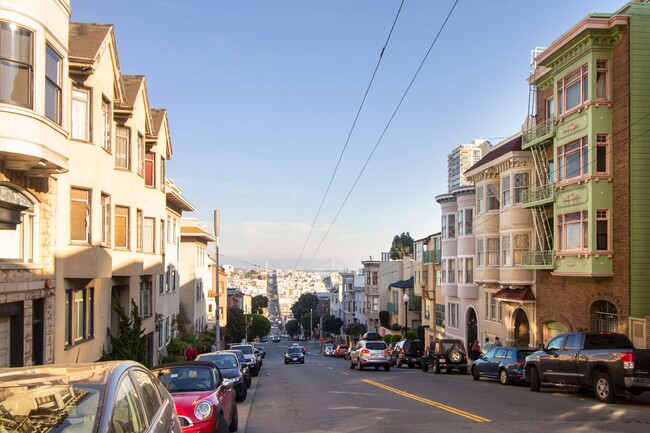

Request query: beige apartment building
[{"left": 0, "top": 0, "right": 70, "bottom": 367}]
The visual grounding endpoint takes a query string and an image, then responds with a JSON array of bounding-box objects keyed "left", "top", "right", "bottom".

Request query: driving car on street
[
  {"left": 196, "top": 352, "right": 248, "bottom": 402},
  {"left": 285, "top": 347, "right": 305, "bottom": 364},
  {"left": 151, "top": 361, "right": 238, "bottom": 433},
  {"left": 349, "top": 339, "right": 392, "bottom": 371},
  {"left": 0, "top": 361, "right": 181, "bottom": 433}
]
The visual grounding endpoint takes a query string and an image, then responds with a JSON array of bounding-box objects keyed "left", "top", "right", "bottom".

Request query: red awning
[{"left": 493, "top": 287, "right": 536, "bottom": 301}]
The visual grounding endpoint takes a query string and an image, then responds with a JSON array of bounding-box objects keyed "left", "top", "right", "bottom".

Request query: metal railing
[
  {"left": 522, "top": 184, "right": 554, "bottom": 206},
  {"left": 521, "top": 250, "right": 555, "bottom": 268},
  {"left": 523, "top": 117, "right": 554, "bottom": 146}
]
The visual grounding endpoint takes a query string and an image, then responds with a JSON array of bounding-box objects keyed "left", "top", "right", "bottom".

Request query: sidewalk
[{"left": 237, "top": 370, "right": 259, "bottom": 430}]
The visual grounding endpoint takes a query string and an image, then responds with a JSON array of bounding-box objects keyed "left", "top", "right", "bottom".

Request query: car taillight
[
  {"left": 514, "top": 360, "right": 524, "bottom": 366},
  {"left": 384, "top": 349, "right": 391, "bottom": 355},
  {"left": 361, "top": 349, "right": 370, "bottom": 354},
  {"left": 621, "top": 352, "right": 635, "bottom": 370},
  {"left": 401, "top": 348, "right": 405, "bottom": 354},
  {"left": 439, "top": 355, "right": 446, "bottom": 360}
]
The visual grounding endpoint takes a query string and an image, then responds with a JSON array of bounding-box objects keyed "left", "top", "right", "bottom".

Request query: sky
[{"left": 71, "top": 0, "right": 625, "bottom": 272}]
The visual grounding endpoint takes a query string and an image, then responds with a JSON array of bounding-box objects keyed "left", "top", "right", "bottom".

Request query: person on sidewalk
[
  {"left": 471, "top": 340, "right": 481, "bottom": 360},
  {"left": 482, "top": 337, "right": 493, "bottom": 354},
  {"left": 185, "top": 343, "right": 197, "bottom": 361},
  {"left": 493, "top": 336, "right": 503, "bottom": 347}
]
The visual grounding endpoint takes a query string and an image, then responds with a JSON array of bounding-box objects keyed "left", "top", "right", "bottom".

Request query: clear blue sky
[{"left": 71, "top": 0, "right": 625, "bottom": 271}]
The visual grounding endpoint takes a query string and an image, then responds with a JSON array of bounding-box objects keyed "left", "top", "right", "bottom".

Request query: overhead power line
[
  {"left": 303, "top": 0, "right": 460, "bottom": 269},
  {"left": 293, "top": 0, "right": 406, "bottom": 270}
]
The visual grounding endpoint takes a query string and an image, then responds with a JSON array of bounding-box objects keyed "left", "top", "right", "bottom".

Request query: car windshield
[
  {"left": 287, "top": 348, "right": 302, "bottom": 355},
  {"left": 231, "top": 345, "right": 253, "bottom": 355},
  {"left": 366, "top": 342, "right": 387, "bottom": 350},
  {"left": 0, "top": 384, "right": 102, "bottom": 433},
  {"left": 199, "top": 354, "right": 238, "bottom": 369},
  {"left": 153, "top": 366, "right": 215, "bottom": 392},
  {"left": 225, "top": 350, "right": 245, "bottom": 362}
]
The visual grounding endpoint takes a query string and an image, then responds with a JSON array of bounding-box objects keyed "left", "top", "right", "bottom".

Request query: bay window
[
  {"left": 45, "top": 44, "right": 62, "bottom": 123},
  {"left": 0, "top": 22, "right": 33, "bottom": 108},
  {"left": 514, "top": 173, "right": 529, "bottom": 204},
  {"left": 487, "top": 237, "right": 500, "bottom": 266},
  {"left": 596, "top": 209, "right": 609, "bottom": 251},
  {"left": 486, "top": 183, "right": 499, "bottom": 210},
  {"left": 558, "top": 137, "right": 588, "bottom": 182},
  {"left": 558, "top": 64, "right": 588, "bottom": 115},
  {"left": 557, "top": 211, "right": 588, "bottom": 252}
]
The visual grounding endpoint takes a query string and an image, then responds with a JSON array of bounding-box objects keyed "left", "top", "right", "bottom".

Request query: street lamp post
[
  {"left": 213, "top": 210, "right": 221, "bottom": 351},
  {"left": 310, "top": 308, "right": 313, "bottom": 342},
  {"left": 403, "top": 291, "right": 410, "bottom": 330}
]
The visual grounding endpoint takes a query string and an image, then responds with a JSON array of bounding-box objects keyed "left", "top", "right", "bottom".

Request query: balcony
[
  {"left": 521, "top": 250, "right": 555, "bottom": 269},
  {"left": 522, "top": 184, "right": 555, "bottom": 208},
  {"left": 423, "top": 251, "right": 433, "bottom": 265},
  {"left": 522, "top": 117, "right": 555, "bottom": 150}
]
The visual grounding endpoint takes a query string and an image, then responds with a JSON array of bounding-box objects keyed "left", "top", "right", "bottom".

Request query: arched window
[
  {"left": 591, "top": 301, "right": 618, "bottom": 333},
  {"left": 0, "top": 185, "right": 37, "bottom": 263}
]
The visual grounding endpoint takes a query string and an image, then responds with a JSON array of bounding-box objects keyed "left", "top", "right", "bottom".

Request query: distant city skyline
[{"left": 71, "top": 0, "right": 625, "bottom": 271}]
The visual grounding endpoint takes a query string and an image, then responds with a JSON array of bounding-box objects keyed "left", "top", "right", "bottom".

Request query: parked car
[
  {"left": 471, "top": 347, "right": 535, "bottom": 385},
  {"left": 0, "top": 361, "right": 182, "bottom": 433},
  {"left": 230, "top": 344, "right": 261, "bottom": 377},
  {"left": 421, "top": 339, "right": 468, "bottom": 374},
  {"left": 223, "top": 349, "right": 252, "bottom": 388},
  {"left": 391, "top": 339, "right": 423, "bottom": 368},
  {"left": 334, "top": 345, "right": 349, "bottom": 358},
  {"left": 151, "top": 361, "right": 238, "bottom": 433},
  {"left": 285, "top": 347, "right": 305, "bottom": 364},
  {"left": 256, "top": 347, "right": 266, "bottom": 358},
  {"left": 524, "top": 331, "right": 650, "bottom": 403},
  {"left": 196, "top": 352, "right": 248, "bottom": 402},
  {"left": 349, "top": 339, "right": 392, "bottom": 371}
]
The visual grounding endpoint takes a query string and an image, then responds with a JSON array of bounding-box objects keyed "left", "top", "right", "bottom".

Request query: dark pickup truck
[{"left": 524, "top": 331, "right": 650, "bottom": 403}]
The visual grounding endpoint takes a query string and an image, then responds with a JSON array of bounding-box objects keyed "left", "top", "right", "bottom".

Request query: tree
[
  {"left": 251, "top": 295, "right": 269, "bottom": 314},
  {"left": 285, "top": 319, "right": 301, "bottom": 337},
  {"left": 344, "top": 322, "right": 367, "bottom": 342},
  {"left": 224, "top": 307, "right": 246, "bottom": 345},
  {"left": 291, "top": 293, "right": 319, "bottom": 321},
  {"left": 322, "top": 315, "right": 343, "bottom": 335},
  {"left": 248, "top": 314, "right": 271, "bottom": 340},
  {"left": 389, "top": 232, "right": 414, "bottom": 260},
  {"left": 101, "top": 299, "right": 148, "bottom": 366},
  {"left": 379, "top": 311, "right": 390, "bottom": 328},
  {"left": 300, "top": 311, "right": 320, "bottom": 339}
]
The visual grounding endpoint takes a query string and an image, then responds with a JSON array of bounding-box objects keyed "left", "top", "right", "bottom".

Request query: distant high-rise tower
[{"left": 447, "top": 139, "right": 491, "bottom": 191}]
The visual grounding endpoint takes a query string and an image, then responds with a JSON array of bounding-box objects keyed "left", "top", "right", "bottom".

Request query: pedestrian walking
[
  {"left": 493, "top": 336, "right": 503, "bottom": 347},
  {"left": 211, "top": 343, "right": 217, "bottom": 352},
  {"left": 482, "top": 337, "right": 493, "bottom": 354}
]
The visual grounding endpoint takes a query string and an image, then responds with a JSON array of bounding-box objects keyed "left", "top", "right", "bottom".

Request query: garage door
[{"left": 0, "top": 316, "right": 9, "bottom": 367}]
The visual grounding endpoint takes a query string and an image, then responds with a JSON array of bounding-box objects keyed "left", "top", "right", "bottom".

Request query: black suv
[
  {"left": 390, "top": 339, "right": 423, "bottom": 368},
  {"left": 421, "top": 339, "right": 468, "bottom": 374}
]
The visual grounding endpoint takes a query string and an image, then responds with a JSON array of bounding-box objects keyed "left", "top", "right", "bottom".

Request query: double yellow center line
[{"left": 362, "top": 379, "right": 491, "bottom": 423}]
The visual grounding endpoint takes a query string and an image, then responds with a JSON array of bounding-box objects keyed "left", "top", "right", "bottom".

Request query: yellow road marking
[{"left": 361, "top": 379, "right": 491, "bottom": 423}]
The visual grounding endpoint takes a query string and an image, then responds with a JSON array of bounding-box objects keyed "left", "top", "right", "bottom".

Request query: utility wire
[
  {"left": 293, "top": 0, "right": 406, "bottom": 270},
  {"left": 303, "top": 0, "right": 460, "bottom": 269}
]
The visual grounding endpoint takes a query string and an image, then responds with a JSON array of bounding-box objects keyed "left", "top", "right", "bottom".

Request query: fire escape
[{"left": 521, "top": 47, "right": 555, "bottom": 269}]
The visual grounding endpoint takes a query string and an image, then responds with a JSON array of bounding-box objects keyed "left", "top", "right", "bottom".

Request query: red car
[
  {"left": 335, "top": 345, "right": 349, "bottom": 358},
  {"left": 152, "top": 361, "right": 238, "bottom": 433}
]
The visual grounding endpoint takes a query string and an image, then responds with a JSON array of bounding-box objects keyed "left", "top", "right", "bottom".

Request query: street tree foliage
[
  {"left": 285, "top": 319, "right": 301, "bottom": 337},
  {"left": 248, "top": 314, "right": 271, "bottom": 340},
  {"left": 300, "top": 311, "right": 320, "bottom": 339},
  {"left": 389, "top": 232, "right": 414, "bottom": 260},
  {"left": 251, "top": 295, "right": 269, "bottom": 314},
  {"left": 322, "top": 315, "right": 343, "bottom": 335},
  {"left": 101, "top": 299, "right": 147, "bottom": 367},
  {"left": 344, "top": 322, "right": 367, "bottom": 341},
  {"left": 224, "top": 307, "right": 246, "bottom": 345},
  {"left": 291, "top": 293, "right": 319, "bottom": 321}
]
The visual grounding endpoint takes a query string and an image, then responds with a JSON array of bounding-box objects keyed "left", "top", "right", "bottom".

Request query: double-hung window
[
  {"left": 72, "top": 87, "right": 90, "bottom": 140},
  {"left": 136, "top": 209, "right": 143, "bottom": 252},
  {"left": 45, "top": 44, "right": 62, "bottom": 123},
  {"left": 485, "top": 292, "right": 502, "bottom": 322},
  {"left": 0, "top": 22, "right": 33, "bottom": 108},
  {"left": 558, "top": 64, "right": 588, "bottom": 115},
  {"left": 448, "top": 259, "right": 455, "bottom": 283},
  {"left": 487, "top": 237, "right": 500, "bottom": 266},
  {"left": 477, "top": 186, "right": 484, "bottom": 214},
  {"left": 464, "top": 258, "right": 473, "bottom": 284},
  {"left": 101, "top": 97, "right": 111, "bottom": 152},
  {"left": 447, "top": 302, "right": 458, "bottom": 328},
  {"left": 70, "top": 188, "right": 90, "bottom": 243},
  {"left": 140, "top": 280, "right": 152, "bottom": 318},
  {"left": 502, "top": 175, "right": 511, "bottom": 207},
  {"left": 596, "top": 134, "right": 609, "bottom": 175},
  {"left": 101, "top": 193, "right": 111, "bottom": 246},
  {"left": 65, "top": 287, "right": 94, "bottom": 346},
  {"left": 115, "top": 126, "right": 130, "bottom": 169},
  {"left": 457, "top": 208, "right": 472, "bottom": 235},
  {"left": 514, "top": 173, "right": 529, "bottom": 204},
  {"left": 115, "top": 206, "right": 129, "bottom": 248},
  {"left": 144, "top": 217, "right": 155, "bottom": 253},
  {"left": 596, "top": 209, "right": 609, "bottom": 251},
  {"left": 502, "top": 234, "right": 511, "bottom": 266},
  {"left": 486, "top": 183, "right": 499, "bottom": 210},
  {"left": 514, "top": 234, "right": 530, "bottom": 265},
  {"left": 596, "top": 60, "right": 609, "bottom": 100},
  {"left": 557, "top": 211, "right": 588, "bottom": 252},
  {"left": 558, "top": 137, "right": 588, "bottom": 182},
  {"left": 476, "top": 239, "right": 484, "bottom": 267}
]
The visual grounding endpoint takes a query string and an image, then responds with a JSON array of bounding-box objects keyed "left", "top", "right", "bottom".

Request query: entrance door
[
  {"left": 513, "top": 309, "right": 530, "bottom": 348},
  {"left": 466, "top": 308, "right": 477, "bottom": 349}
]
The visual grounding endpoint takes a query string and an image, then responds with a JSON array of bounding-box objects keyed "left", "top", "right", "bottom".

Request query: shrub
[
  {"left": 390, "top": 334, "right": 402, "bottom": 344},
  {"left": 383, "top": 335, "right": 392, "bottom": 344},
  {"left": 405, "top": 329, "right": 418, "bottom": 340},
  {"left": 389, "top": 323, "right": 401, "bottom": 331}
]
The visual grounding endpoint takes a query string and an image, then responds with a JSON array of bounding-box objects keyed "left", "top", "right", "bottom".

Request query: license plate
[{"left": 292, "top": 358, "right": 298, "bottom": 361}]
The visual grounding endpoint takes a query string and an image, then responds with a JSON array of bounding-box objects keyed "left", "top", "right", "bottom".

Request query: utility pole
[
  {"left": 310, "top": 308, "right": 313, "bottom": 342},
  {"left": 213, "top": 210, "right": 221, "bottom": 351}
]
